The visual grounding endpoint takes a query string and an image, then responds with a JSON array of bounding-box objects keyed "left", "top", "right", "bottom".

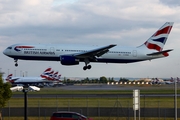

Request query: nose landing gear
[{"left": 14, "top": 59, "right": 18, "bottom": 67}]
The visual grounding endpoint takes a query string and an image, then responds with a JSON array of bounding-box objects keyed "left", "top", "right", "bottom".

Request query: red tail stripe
[
  {"left": 153, "top": 26, "right": 172, "bottom": 37},
  {"left": 44, "top": 68, "right": 51, "bottom": 72},
  {"left": 145, "top": 42, "right": 161, "bottom": 51}
]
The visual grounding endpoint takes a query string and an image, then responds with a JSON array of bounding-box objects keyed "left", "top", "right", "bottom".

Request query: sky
[{"left": 0, "top": 0, "right": 180, "bottom": 78}]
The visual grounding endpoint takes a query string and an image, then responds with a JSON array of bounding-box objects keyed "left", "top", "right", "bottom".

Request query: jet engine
[{"left": 60, "top": 55, "right": 79, "bottom": 65}]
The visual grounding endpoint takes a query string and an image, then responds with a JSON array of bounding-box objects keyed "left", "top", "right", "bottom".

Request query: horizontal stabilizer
[{"left": 147, "top": 49, "right": 173, "bottom": 56}]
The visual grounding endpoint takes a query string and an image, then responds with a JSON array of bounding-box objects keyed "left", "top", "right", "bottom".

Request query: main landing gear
[
  {"left": 14, "top": 59, "right": 18, "bottom": 67},
  {"left": 83, "top": 58, "right": 92, "bottom": 70},
  {"left": 83, "top": 65, "right": 91, "bottom": 70}
]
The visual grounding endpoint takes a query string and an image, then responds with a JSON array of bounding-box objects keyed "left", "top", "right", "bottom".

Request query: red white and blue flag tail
[
  {"left": 47, "top": 70, "right": 54, "bottom": 80},
  {"left": 140, "top": 22, "right": 174, "bottom": 51},
  {"left": 56, "top": 74, "right": 61, "bottom": 81},
  {"left": 170, "top": 77, "right": 174, "bottom": 82},
  {"left": 58, "top": 74, "right": 61, "bottom": 80},
  {"left": 53, "top": 71, "right": 59, "bottom": 81},
  {"left": 177, "top": 77, "right": 180, "bottom": 83},
  {"left": 40, "top": 67, "right": 52, "bottom": 79},
  {"left": 43, "top": 67, "right": 52, "bottom": 73},
  {"left": 5, "top": 74, "right": 16, "bottom": 83},
  {"left": 5, "top": 74, "right": 13, "bottom": 82}
]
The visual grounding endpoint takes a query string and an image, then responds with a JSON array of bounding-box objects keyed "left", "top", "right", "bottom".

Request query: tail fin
[
  {"left": 52, "top": 71, "right": 59, "bottom": 81},
  {"left": 55, "top": 74, "right": 61, "bottom": 81},
  {"left": 57, "top": 74, "right": 61, "bottom": 80},
  {"left": 43, "top": 67, "right": 52, "bottom": 73},
  {"left": 40, "top": 67, "right": 52, "bottom": 79},
  {"left": 139, "top": 22, "right": 174, "bottom": 51},
  {"left": 5, "top": 74, "right": 14, "bottom": 83},
  {"left": 47, "top": 70, "right": 54, "bottom": 80},
  {"left": 177, "top": 77, "right": 180, "bottom": 83},
  {"left": 170, "top": 77, "right": 174, "bottom": 82}
]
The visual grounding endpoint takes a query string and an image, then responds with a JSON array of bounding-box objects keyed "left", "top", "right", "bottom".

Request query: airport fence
[{"left": 2, "top": 97, "right": 180, "bottom": 119}]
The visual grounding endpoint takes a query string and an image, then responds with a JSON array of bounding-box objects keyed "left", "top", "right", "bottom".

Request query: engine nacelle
[{"left": 60, "top": 55, "right": 79, "bottom": 65}]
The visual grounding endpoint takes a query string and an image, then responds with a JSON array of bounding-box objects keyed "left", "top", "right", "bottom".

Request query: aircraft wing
[
  {"left": 147, "top": 49, "right": 173, "bottom": 56},
  {"left": 73, "top": 44, "right": 116, "bottom": 59}
]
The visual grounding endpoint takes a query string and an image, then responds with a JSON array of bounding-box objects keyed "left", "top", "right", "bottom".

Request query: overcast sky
[{"left": 1, "top": 0, "right": 180, "bottom": 78}]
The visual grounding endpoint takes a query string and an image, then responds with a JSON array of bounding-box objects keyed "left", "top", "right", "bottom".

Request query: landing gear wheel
[
  {"left": 83, "top": 65, "right": 92, "bottom": 70},
  {"left": 14, "top": 59, "right": 18, "bottom": 67},
  {"left": 83, "top": 66, "right": 87, "bottom": 70},
  {"left": 15, "top": 63, "right": 18, "bottom": 67},
  {"left": 87, "top": 65, "right": 91, "bottom": 69},
  {"left": 83, "top": 58, "right": 91, "bottom": 70}
]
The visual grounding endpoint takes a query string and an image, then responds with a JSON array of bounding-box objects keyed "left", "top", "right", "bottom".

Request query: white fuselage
[
  {"left": 13, "top": 77, "right": 48, "bottom": 83},
  {"left": 3, "top": 44, "right": 165, "bottom": 64}
]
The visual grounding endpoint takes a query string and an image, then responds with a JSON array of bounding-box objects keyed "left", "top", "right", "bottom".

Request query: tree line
[{"left": 62, "top": 76, "right": 130, "bottom": 84}]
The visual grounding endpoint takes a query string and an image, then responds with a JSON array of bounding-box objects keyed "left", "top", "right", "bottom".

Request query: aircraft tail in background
[
  {"left": 40, "top": 67, "right": 62, "bottom": 81},
  {"left": 46, "top": 71, "right": 62, "bottom": 81},
  {"left": 40, "top": 67, "right": 52, "bottom": 79},
  {"left": 5, "top": 74, "right": 18, "bottom": 83}
]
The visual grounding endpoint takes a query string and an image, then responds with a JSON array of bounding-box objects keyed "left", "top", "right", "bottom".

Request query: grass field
[
  {"left": 12, "top": 84, "right": 180, "bottom": 95},
  {"left": 7, "top": 97, "right": 180, "bottom": 108}
]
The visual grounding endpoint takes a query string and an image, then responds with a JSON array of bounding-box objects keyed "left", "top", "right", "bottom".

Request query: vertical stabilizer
[
  {"left": 5, "top": 74, "right": 13, "bottom": 82},
  {"left": 40, "top": 67, "right": 52, "bottom": 79},
  {"left": 138, "top": 22, "right": 174, "bottom": 51}
]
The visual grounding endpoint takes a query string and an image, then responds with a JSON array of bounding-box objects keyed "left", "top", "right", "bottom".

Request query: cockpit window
[{"left": 7, "top": 47, "right": 12, "bottom": 49}]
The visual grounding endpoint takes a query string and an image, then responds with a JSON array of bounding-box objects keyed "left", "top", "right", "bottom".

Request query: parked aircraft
[
  {"left": 164, "top": 77, "right": 180, "bottom": 84},
  {"left": 4, "top": 67, "right": 61, "bottom": 86},
  {"left": 3, "top": 22, "right": 174, "bottom": 70},
  {"left": 150, "top": 78, "right": 163, "bottom": 85}
]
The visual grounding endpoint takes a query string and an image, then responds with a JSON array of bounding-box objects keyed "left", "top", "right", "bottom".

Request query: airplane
[
  {"left": 4, "top": 67, "right": 57, "bottom": 86},
  {"left": 3, "top": 22, "right": 174, "bottom": 70},
  {"left": 2, "top": 74, "right": 13, "bottom": 83},
  {"left": 150, "top": 78, "right": 162, "bottom": 85},
  {"left": 165, "top": 77, "right": 180, "bottom": 84},
  {"left": 48, "top": 71, "right": 62, "bottom": 81}
]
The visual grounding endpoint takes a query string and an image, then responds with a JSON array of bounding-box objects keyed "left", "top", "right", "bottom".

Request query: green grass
[
  {"left": 12, "top": 84, "right": 180, "bottom": 95},
  {"left": 7, "top": 97, "right": 180, "bottom": 108}
]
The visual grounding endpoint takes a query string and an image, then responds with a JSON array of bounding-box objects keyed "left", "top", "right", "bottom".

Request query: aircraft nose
[
  {"left": 3, "top": 46, "right": 12, "bottom": 55},
  {"left": 3, "top": 48, "right": 9, "bottom": 55},
  {"left": 3, "top": 49, "right": 7, "bottom": 55}
]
